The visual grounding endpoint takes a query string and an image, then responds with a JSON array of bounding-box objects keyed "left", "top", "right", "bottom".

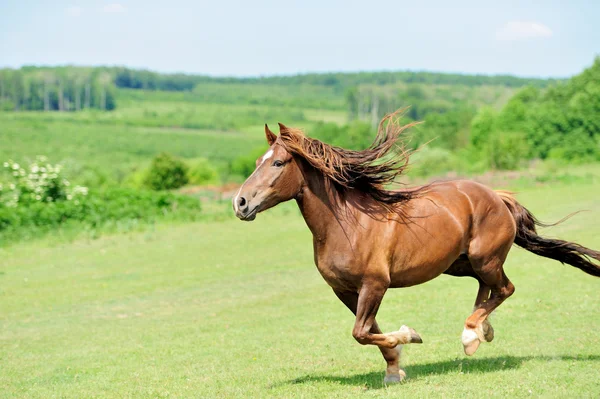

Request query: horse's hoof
[
  {"left": 482, "top": 320, "right": 494, "bottom": 342},
  {"left": 384, "top": 369, "right": 406, "bottom": 385},
  {"left": 400, "top": 325, "right": 423, "bottom": 344},
  {"left": 463, "top": 338, "right": 480, "bottom": 356},
  {"left": 462, "top": 328, "right": 481, "bottom": 356}
]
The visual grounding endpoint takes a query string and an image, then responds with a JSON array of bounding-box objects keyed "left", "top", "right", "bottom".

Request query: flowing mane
[{"left": 278, "top": 110, "right": 423, "bottom": 208}]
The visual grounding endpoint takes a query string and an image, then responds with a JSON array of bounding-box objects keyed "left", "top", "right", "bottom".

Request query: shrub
[
  {"left": 187, "top": 158, "right": 219, "bottom": 185},
  {"left": 0, "top": 156, "right": 203, "bottom": 243},
  {"left": 0, "top": 186, "right": 202, "bottom": 242},
  {"left": 0, "top": 157, "right": 88, "bottom": 207},
  {"left": 143, "top": 152, "right": 188, "bottom": 190}
]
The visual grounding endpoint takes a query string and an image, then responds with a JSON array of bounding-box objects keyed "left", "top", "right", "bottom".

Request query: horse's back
[{"left": 418, "top": 179, "right": 517, "bottom": 245}]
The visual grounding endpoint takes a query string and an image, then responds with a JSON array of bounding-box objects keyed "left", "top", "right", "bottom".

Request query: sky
[{"left": 1, "top": 0, "right": 598, "bottom": 78}]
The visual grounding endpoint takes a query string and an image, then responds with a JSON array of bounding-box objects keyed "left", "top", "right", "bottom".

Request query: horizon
[{"left": 2, "top": 62, "right": 578, "bottom": 80}]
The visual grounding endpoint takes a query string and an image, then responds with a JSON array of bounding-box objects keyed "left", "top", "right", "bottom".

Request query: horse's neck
[{"left": 295, "top": 168, "right": 348, "bottom": 241}]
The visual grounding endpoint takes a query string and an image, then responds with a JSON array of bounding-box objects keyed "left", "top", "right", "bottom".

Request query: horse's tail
[{"left": 497, "top": 191, "right": 600, "bottom": 277}]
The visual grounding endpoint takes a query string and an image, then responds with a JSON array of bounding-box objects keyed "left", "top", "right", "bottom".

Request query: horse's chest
[{"left": 313, "top": 241, "right": 363, "bottom": 291}]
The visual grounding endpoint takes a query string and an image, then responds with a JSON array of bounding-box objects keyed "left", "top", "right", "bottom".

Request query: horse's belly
[
  {"left": 388, "top": 218, "right": 466, "bottom": 287},
  {"left": 389, "top": 255, "right": 459, "bottom": 288}
]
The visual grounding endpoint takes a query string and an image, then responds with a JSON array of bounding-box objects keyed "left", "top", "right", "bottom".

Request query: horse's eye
[{"left": 272, "top": 160, "right": 284, "bottom": 167}]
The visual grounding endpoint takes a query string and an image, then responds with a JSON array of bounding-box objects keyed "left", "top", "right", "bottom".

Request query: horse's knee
[
  {"left": 502, "top": 281, "right": 515, "bottom": 298},
  {"left": 491, "top": 280, "right": 515, "bottom": 301},
  {"left": 352, "top": 327, "right": 369, "bottom": 345}
]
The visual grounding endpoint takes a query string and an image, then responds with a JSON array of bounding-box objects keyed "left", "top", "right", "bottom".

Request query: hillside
[{"left": 1, "top": 61, "right": 596, "bottom": 187}]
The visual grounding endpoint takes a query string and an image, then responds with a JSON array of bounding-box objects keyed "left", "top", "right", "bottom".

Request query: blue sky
[{"left": 1, "top": 0, "right": 598, "bottom": 78}]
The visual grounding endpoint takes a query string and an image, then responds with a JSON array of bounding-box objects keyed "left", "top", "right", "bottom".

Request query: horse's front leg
[
  {"left": 334, "top": 289, "right": 405, "bottom": 383},
  {"left": 352, "top": 280, "right": 423, "bottom": 348},
  {"left": 338, "top": 279, "right": 422, "bottom": 383}
]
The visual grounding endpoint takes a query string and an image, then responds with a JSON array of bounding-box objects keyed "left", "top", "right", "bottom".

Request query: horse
[{"left": 232, "top": 112, "right": 600, "bottom": 384}]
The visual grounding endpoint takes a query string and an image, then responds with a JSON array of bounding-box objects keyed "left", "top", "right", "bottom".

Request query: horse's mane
[{"left": 278, "top": 110, "right": 424, "bottom": 209}]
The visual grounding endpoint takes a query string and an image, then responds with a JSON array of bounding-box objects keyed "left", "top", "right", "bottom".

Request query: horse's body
[
  {"left": 233, "top": 113, "right": 600, "bottom": 384},
  {"left": 304, "top": 179, "right": 514, "bottom": 291}
]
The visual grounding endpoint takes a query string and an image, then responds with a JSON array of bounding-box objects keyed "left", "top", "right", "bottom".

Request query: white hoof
[
  {"left": 462, "top": 327, "right": 481, "bottom": 356},
  {"left": 461, "top": 328, "right": 479, "bottom": 346}
]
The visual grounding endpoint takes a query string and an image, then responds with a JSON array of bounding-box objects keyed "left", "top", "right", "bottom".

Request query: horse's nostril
[{"left": 238, "top": 196, "right": 246, "bottom": 207}]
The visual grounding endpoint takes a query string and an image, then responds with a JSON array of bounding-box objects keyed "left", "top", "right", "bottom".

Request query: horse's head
[{"left": 233, "top": 124, "right": 304, "bottom": 221}]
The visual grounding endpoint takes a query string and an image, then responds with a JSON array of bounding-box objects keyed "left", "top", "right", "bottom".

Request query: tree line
[
  {"left": 0, "top": 67, "right": 116, "bottom": 111},
  {"left": 112, "top": 67, "right": 558, "bottom": 91}
]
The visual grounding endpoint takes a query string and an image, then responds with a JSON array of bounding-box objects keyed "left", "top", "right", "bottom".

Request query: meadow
[
  {"left": 0, "top": 91, "right": 348, "bottom": 184},
  {"left": 1, "top": 172, "right": 599, "bottom": 398},
  {"left": 1, "top": 63, "right": 600, "bottom": 398},
  {"left": 0, "top": 114, "right": 264, "bottom": 180}
]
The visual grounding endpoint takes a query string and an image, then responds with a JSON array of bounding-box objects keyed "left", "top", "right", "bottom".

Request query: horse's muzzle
[{"left": 234, "top": 203, "right": 258, "bottom": 221}]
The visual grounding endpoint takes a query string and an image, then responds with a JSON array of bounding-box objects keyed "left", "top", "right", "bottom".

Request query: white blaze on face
[
  {"left": 233, "top": 148, "right": 274, "bottom": 213},
  {"left": 262, "top": 149, "right": 274, "bottom": 163}
]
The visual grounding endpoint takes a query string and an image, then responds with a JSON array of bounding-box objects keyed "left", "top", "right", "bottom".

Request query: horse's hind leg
[
  {"left": 462, "top": 256, "right": 515, "bottom": 356},
  {"left": 446, "top": 257, "right": 495, "bottom": 352},
  {"left": 462, "top": 242, "right": 515, "bottom": 356},
  {"left": 472, "top": 281, "right": 494, "bottom": 342}
]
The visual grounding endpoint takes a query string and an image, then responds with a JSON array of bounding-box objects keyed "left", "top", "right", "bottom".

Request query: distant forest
[
  {"left": 0, "top": 67, "right": 116, "bottom": 112},
  {"left": 0, "top": 65, "right": 559, "bottom": 112},
  {"left": 111, "top": 67, "right": 559, "bottom": 91}
]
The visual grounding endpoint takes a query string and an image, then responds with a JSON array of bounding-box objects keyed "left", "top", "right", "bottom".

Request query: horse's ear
[
  {"left": 278, "top": 122, "right": 289, "bottom": 133},
  {"left": 265, "top": 124, "right": 277, "bottom": 145}
]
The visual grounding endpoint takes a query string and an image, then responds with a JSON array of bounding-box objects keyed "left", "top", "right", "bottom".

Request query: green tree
[
  {"left": 470, "top": 107, "right": 498, "bottom": 149},
  {"left": 486, "top": 131, "right": 530, "bottom": 170}
]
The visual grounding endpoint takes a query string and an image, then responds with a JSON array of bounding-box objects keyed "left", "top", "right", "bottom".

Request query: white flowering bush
[
  {"left": 0, "top": 156, "right": 88, "bottom": 207},
  {"left": 0, "top": 156, "right": 203, "bottom": 244}
]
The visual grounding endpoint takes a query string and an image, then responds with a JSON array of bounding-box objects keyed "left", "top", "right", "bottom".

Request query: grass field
[
  {"left": 1, "top": 176, "right": 600, "bottom": 398},
  {"left": 0, "top": 106, "right": 346, "bottom": 183},
  {"left": 0, "top": 115, "right": 263, "bottom": 178}
]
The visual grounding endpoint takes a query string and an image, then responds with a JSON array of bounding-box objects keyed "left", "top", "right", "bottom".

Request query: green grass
[
  {"left": 1, "top": 178, "right": 600, "bottom": 398},
  {"left": 0, "top": 87, "right": 343, "bottom": 133},
  {"left": 0, "top": 115, "right": 265, "bottom": 180},
  {"left": 0, "top": 103, "right": 345, "bottom": 183}
]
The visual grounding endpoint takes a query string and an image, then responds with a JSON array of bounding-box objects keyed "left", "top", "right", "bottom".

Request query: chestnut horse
[{"left": 233, "top": 113, "right": 600, "bottom": 384}]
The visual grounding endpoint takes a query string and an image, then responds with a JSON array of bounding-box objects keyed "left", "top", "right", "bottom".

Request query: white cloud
[
  {"left": 103, "top": 3, "right": 127, "bottom": 13},
  {"left": 496, "top": 21, "right": 553, "bottom": 41},
  {"left": 65, "top": 6, "right": 83, "bottom": 17}
]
